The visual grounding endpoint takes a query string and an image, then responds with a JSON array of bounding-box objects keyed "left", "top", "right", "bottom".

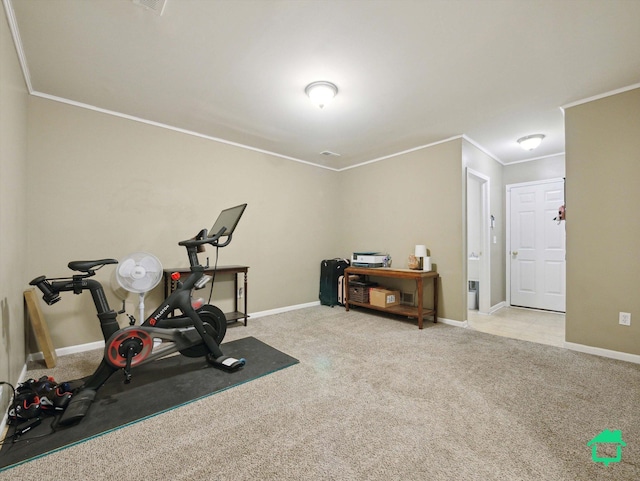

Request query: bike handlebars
[
  {"left": 30, "top": 222, "right": 237, "bottom": 303},
  {"left": 178, "top": 226, "right": 228, "bottom": 248},
  {"left": 178, "top": 227, "right": 231, "bottom": 267},
  {"left": 29, "top": 259, "right": 118, "bottom": 305},
  {"left": 29, "top": 276, "right": 62, "bottom": 305}
]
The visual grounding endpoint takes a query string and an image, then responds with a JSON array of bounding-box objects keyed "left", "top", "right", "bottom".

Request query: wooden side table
[{"left": 344, "top": 266, "right": 439, "bottom": 329}]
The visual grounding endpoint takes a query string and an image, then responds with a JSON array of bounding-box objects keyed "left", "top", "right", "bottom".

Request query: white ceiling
[{"left": 6, "top": 0, "right": 640, "bottom": 170}]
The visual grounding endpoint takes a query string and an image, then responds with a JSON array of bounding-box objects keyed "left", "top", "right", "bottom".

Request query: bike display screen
[{"left": 208, "top": 203, "right": 247, "bottom": 238}]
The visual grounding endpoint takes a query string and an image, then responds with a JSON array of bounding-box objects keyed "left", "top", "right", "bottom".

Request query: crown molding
[{"left": 561, "top": 83, "right": 640, "bottom": 110}]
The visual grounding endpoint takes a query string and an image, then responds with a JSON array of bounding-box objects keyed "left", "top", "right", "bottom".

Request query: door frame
[
  {"left": 505, "top": 177, "right": 565, "bottom": 308},
  {"left": 466, "top": 168, "right": 491, "bottom": 314}
]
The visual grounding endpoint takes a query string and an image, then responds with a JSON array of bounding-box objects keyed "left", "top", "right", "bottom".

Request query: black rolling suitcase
[{"left": 319, "top": 258, "right": 350, "bottom": 306}]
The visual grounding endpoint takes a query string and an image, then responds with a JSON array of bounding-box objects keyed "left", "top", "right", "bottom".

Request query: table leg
[
  {"left": 417, "top": 277, "right": 424, "bottom": 329},
  {"left": 233, "top": 274, "right": 238, "bottom": 316},
  {"left": 243, "top": 271, "right": 248, "bottom": 326},
  {"left": 433, "top": 276, "right": 438, "bottom": 323}
]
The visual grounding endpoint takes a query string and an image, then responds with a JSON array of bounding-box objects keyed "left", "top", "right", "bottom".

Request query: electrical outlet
[
  {"left": 619, "top": 312, "right": 631, "bottom": 326},
  {"left": 237, "top": 287, "right": 243, "bottom": 298}
]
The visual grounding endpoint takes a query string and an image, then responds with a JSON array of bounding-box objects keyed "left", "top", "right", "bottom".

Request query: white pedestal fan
[{"left": 114, "top": 252, "right": 163, "bottom": 324}]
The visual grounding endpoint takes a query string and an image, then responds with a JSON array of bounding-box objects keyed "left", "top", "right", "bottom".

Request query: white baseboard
[
  {"left": 471, "top": 302, "right": 505, "bottom": 316},
  {"left": 489, "top": 302, "right": 506, "bottom": 314},
  {"left": 26, "top": 301, "right": 639, "bottom": 369},
  {"left": 564, "top": 342, "right": 640, "bottom": 365},
  {"left": 249, "top": 301, "right": 320, "bottom": 319},
  {"left": 439, "top": 317, "right": 468, "bottom": 328},
  {"left": 27, "top": 340, "right": 105, "bottom": 363},
  {"left": 0, "top": 402, "right": 9, "bottom": 440},
  {"left": 16, "top": 363, "right": 28, "bottom": 384},
  {"left": 25, "top": 302, "right": 321, "bottom": 362}
]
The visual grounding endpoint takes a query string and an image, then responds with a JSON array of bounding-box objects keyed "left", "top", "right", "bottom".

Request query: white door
[{"left": 509, "top": 180, "right": 565, "bottom": 312}]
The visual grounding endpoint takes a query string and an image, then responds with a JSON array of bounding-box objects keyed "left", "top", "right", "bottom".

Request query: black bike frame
[
  {"left": 43, "top": 262, "right": 224, "bottom": 391},
  {"left": 143, "top": 265, "right": 224, "bottom": 359},
  {"left": 47, "top": 276, "right": 120, "bottom": 342},
  {"left": 28, "top": 205, "right": 247, "bottom": 425}
]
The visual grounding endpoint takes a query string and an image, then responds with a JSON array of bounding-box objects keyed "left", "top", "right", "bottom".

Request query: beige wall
[
  {"left": 565, "top": 87, "right": 640, "bottom": 355},
  {"left": 503, "top": 154, "right": 565, "bottom": 186},
  {"left": 339, "top": 139, "right": 465, "bottom": 322},
  {"left": 1, "top": 5, "right": 29, "bottom": 408},
  {"left": 20, "top": 102, "right": 573, "bottom": 352},
  {"left": 26, "top": 107, "right": 470, "bottom": 351},
  {"left": 26, "top": 97, "right": 342, "bottom": 348}
]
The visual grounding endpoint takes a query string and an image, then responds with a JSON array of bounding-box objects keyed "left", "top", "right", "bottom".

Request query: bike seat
[{"left": 68, "top": 259, "right": 118, "bottom": 272}]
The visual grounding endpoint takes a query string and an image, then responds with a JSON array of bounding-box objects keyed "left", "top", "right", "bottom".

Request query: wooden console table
[
  {"left": 344, "top": 267, "right": 439, "bottom": 329},
  {"left": 163, "top": 265, "right": 249, "bottom": 326}
]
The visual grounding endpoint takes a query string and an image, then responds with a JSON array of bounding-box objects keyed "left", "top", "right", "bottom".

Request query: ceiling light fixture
[
  {"left": 517, "top": 134, "right": 545, "bottom": 151},
  {"left": 305, "top": 81, "right": 338, "bottom": 109}
]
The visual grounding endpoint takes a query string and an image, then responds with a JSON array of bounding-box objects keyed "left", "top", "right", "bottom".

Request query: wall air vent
[
  {"left": 132, "top": 0, "right": 167, "bottom": 15},
  {"left": 320, "top": 151, "right": 341, "bottom": 157}
]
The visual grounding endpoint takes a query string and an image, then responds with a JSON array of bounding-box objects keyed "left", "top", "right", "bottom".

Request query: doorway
[
  {"left": 466, "top": 168, "right": 490, "bottom": 314},
  {"left": 467, "top": 307, "right": 565, "bottom": 347},
  {"left": 506, "top": 178, "right": 566, "bottom": 312}
]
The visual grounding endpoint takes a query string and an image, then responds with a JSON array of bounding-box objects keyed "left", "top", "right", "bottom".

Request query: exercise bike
[{"left": 29, "top": 204, "right": 248, "bottom": 426}]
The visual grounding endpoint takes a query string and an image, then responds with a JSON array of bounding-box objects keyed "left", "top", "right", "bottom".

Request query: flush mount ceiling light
[
  {"left": 517, "top": 134, "right": 545, "bottom": 151},
  {"left": 305, "top": 81, "right": 338, "bottom": 109}
]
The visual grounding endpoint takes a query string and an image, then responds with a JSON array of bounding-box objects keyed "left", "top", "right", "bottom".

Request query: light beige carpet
[{"left": 3, "top": 306, "right": 639, "bottom": 480}]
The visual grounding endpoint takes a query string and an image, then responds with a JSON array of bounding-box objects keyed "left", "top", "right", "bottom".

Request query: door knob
[{"left": 512, "top": 251, "right": 518, "bottom": 256}]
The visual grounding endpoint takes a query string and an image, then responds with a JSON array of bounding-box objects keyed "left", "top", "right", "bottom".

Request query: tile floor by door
[{"left": 467, "top": 307, "right": 565, "bottom": 348}]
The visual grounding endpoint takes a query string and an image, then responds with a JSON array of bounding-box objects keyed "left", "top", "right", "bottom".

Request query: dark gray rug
[{"left": 0, "top": 336, "right": 298, "bottom": 471}]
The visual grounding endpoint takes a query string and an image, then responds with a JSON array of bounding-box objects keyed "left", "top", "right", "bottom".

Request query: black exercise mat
[{"left": 0, "top": 336, "right": 298, "bottom": 471}]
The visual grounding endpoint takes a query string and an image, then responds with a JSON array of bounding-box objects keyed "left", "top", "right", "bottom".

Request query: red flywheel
[{"left": 105, "top": 328, "right": 154, "bottom": 368}]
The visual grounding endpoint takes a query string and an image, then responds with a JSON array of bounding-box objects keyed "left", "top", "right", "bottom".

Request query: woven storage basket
[{"left": 349, "top": 286, "right": 370, "bottom": 303}]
